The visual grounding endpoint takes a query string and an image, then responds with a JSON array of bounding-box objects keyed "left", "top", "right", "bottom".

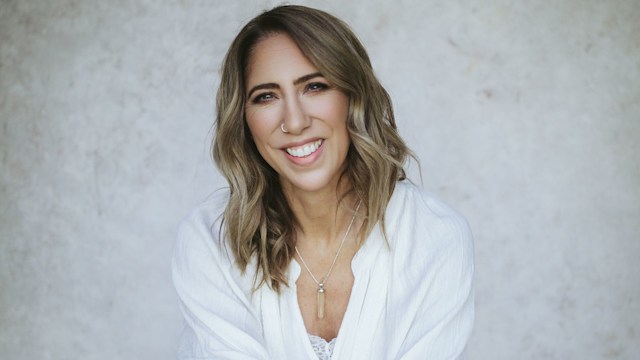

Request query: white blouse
[{"left": 172, "top": 181, "right": 474, "bottom": 359}]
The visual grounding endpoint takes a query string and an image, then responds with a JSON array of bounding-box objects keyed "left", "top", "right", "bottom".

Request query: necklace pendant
[{"left": 317, "top": 284, "right": 325, "bottom": 319}]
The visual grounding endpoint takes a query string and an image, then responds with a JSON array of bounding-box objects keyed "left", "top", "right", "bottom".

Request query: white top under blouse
[
  {"left": 172, "top": 181, "right": 474, "bottom": 359},
  {"left": 308, "top": 334, "right": 336, "bottom": 359}
]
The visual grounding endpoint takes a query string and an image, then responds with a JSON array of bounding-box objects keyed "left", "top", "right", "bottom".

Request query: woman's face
[{"left": 244, "top": 33, "right": 350, "bottom": 196}]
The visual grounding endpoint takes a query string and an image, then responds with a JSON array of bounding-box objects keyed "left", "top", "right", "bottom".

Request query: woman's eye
[
  {"left": 251, "top": 92, "right": 275, "bottom": 104},
  {"left": 306, "top": 82, "right": 329, "bottom": 92}
]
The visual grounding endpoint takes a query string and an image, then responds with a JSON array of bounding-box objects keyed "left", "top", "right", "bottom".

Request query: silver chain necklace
[{"left": 295, "top": 201, "right": 362, "bottom": 320}]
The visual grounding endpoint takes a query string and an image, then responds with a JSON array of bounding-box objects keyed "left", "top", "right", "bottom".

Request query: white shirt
[{"left": 172, "top": 181, "right": 474, "bottom": 359}]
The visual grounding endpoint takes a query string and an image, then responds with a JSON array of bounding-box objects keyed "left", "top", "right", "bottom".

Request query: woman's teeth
[{"left": 286, "top": 140, "right": 323, "bottom": 158}]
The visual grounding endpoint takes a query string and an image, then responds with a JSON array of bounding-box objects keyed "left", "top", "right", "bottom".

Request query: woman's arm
[
  {"left": 397, "top": 217, "right": 474, "bottom": 360},
  {"left": 172, "top": 204, "right": 271, "bottom": 360},
  {"left": 385, "top": 186, "right": 475, "bottom": 360}
]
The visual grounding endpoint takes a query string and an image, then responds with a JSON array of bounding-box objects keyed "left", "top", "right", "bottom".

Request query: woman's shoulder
[
  {"left": 179, "top": 188, "right": 230, "bottom": 233},
  {"left": 389, "top": 181, "right": 469, "bottom": 223},
  {"left": 173, "top": 188, "right": 233, "bottom": 271},
  {"left": 386, "top": 180, "right": 473, "bottom": 255},
  {"left": 172, "top": 187, "right": 257, "bottom": 295}
]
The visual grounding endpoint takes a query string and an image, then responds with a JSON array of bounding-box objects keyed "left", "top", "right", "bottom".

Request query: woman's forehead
[{"left": 245, "top": 33, "right": 319, "bottom": 85}]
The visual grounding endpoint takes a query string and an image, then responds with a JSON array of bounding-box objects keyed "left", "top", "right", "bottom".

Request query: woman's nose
[{"left": 282, "top": 96, "right": 310, "bottom": 134}]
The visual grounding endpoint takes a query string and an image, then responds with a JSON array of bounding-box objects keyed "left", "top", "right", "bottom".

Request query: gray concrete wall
[{"left": 1, "top": 0, "right": 638, "bottom": 359}]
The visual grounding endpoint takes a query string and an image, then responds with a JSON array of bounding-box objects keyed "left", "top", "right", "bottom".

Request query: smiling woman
[
  {"left": 244, "top": 33, "right": 351, "bottom": 195},
  {"left": 172, "top": 5, "right": 474, "bottom": 359}
]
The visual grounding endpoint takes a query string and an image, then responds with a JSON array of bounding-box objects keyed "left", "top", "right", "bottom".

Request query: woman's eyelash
[
  {"left": 251, "top": 92, "right": 275, "bottom": 104},
  {"left": 306, "top": 82, "right": 329, "bottom": 91}
]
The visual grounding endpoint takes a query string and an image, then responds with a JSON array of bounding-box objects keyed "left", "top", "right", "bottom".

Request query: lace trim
[{"left": 308, "top": 333, "right": 337, "bottom": 360}]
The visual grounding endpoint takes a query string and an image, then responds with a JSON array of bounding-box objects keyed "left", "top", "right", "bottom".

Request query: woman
[{"left": 173, "top": 5, "right": 474, "bottom": 359}]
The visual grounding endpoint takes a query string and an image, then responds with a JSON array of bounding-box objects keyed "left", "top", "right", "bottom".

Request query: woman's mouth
[{"left": 285, "top": 139, "right": 323, "bottom": 158}]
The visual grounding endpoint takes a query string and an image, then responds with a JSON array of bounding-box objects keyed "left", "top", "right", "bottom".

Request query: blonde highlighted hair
[{"left": 213, "top": 5, "right": 412, "bottom": 292}]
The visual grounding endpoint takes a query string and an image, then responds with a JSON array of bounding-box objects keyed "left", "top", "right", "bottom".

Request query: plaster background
[{"left": 1, "top": 0, "right": 638, "bottom": 359}]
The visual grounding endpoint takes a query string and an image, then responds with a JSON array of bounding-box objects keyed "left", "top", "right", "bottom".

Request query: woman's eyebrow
[
  {"left": 247, "top": 83, "right": 278, "bottom": 99},
  {"left": 246, "top": 72, "right": 324, "bottom": 99},
  {"left": 293, "top": 72, "right": 323, "bottom": 85}
]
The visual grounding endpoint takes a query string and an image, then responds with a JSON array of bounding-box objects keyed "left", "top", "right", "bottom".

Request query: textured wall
[{"left": 1, "top": 0, "right": 638, "bottom": 359}]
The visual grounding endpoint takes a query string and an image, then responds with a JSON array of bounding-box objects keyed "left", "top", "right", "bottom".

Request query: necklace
[{"left": 295, "top": 201, "right": 361, "bottom": 320}]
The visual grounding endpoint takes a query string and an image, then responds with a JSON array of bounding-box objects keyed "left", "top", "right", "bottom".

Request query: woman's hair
[{"left": 213, "top": 5, "right": 411, "bottom": 292}]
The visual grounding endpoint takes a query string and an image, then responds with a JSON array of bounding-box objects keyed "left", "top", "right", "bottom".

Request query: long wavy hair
[{"left": 212, "top": 5, "right": 411, "bottom": 292}]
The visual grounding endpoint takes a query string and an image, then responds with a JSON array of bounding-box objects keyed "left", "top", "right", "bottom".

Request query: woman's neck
[{"left": 283, "top": 183, "right": 357, "bottom": 248}]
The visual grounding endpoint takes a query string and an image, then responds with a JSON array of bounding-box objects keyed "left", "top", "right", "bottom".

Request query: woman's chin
[{"left": 279, "top": 175, "right": 342, "bottom": 195}]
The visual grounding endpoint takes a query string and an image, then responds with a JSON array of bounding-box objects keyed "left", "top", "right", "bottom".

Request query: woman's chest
[{"left": 295, "top": 261, "right": 354, "bottom": 341}]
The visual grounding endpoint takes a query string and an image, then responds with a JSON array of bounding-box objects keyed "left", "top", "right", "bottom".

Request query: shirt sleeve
[
  {"left": 171, "top": 203, "right": 271, "bottom": 360},
  {"left": 385, "top": 186, "right": 475, "bottom": 360}
]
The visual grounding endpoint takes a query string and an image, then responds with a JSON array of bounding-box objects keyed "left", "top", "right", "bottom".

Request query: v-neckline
[
  {"left": 289, "top": 258, "right": 354, "bottom": 358},
  {"left": 288, "top": 224, "right": 383, "bottom": 358}
]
